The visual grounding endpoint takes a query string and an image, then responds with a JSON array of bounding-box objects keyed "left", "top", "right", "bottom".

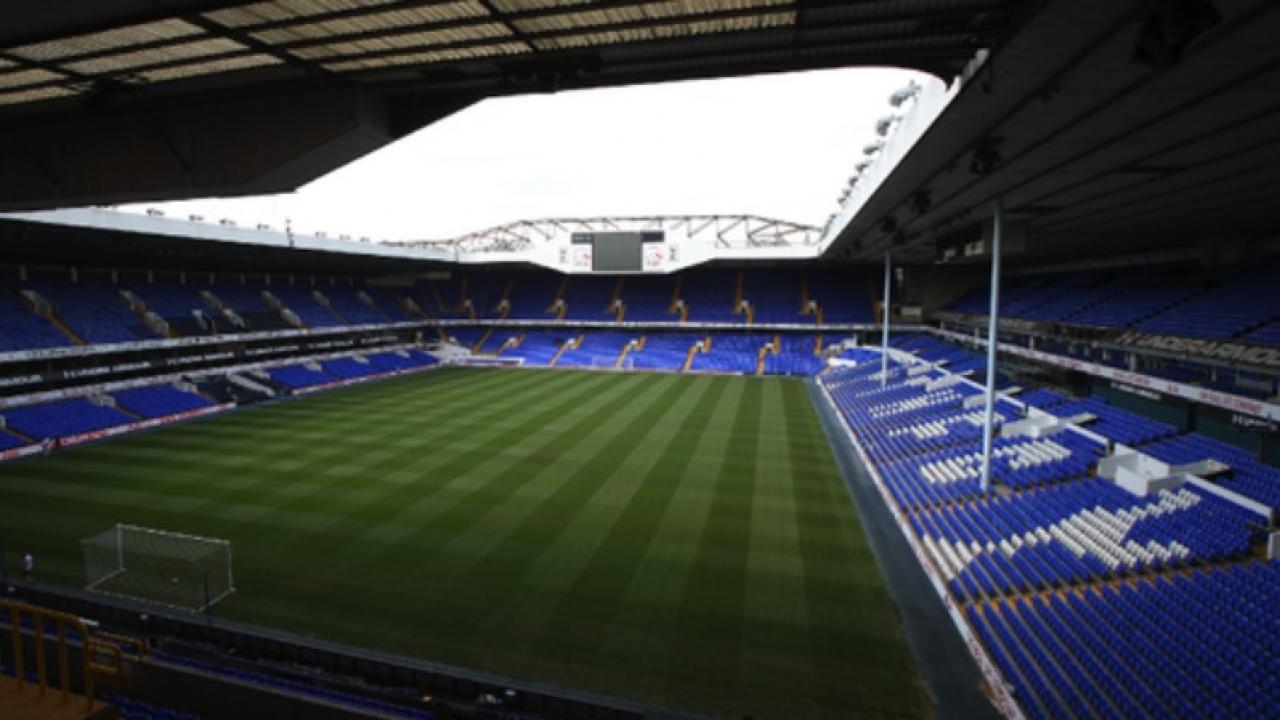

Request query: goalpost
[{"left": 81, "top": 524, "right": 235, "bottom": 612}]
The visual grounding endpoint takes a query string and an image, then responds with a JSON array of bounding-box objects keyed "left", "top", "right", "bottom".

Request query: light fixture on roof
[
  {"left": 855, "top": 160, "right": 872, "bottom": 173},
  {"left": 889, "top": 80, "right": 921, "bottom": 108},
  {"left": 875, "top": 114, "right": 902, "bottom": 137},
  {"left": 188, "top": 214, "right": 204, "bottom": 222},
  {"left": 863, "top": 140, "right": 884, "bottom": 156}
]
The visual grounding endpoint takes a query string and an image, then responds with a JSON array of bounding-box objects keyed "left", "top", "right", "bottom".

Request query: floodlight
[
  {"left": 890, "top": 80, "right": 921, "bottom": 106},
  {"left": 863, "top": 140, "right": 884, "bottom": 156},
  {"left": 889, "top": 80, "right": 921, "bottom": 108},
  {"left": 875, "top": 114, "right": 901, "bottom": 137}
]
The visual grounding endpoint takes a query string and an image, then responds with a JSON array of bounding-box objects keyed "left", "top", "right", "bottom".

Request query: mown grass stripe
[
  {"left": 656, "top": 377, "right": 765, "bottom": 712},
  {"left": 440, "top": 373, "right": 697, "bottom": 666},
  {"left": 781, "top": 379, "right": 925, "bottom": 719},
  {"left": 523, "top": 374, "right": 724, "bottom": 676}
]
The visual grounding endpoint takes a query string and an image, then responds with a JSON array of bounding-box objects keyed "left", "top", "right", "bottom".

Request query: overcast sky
[{"left": 121, "top": 67, "right": 931, "bottom": 242}]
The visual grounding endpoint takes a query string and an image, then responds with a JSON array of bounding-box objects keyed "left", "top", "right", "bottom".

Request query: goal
[{"left": 81, "top": 524, "right": 235, "bottom": 612}]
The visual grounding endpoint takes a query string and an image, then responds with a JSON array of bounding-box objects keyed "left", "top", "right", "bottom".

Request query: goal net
[{"left": 81, "top": 524, "right": 235, "bottom": 612}]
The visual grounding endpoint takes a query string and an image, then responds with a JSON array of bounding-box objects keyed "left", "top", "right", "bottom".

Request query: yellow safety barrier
[{"left": 2, "top": 599, "right": 131, "bottom": 712}]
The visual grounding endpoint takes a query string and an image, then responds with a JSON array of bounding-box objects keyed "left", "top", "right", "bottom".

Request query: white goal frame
[{"left": 81, "top": 523, "right": 235, "bottom": 612}]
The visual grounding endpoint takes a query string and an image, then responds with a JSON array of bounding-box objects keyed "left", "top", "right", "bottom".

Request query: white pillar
[
  {"left": 979, "top": 196, "right": 1004, "bottom": 493},
  {"left": 881, "top": 250, "right": 892, "bottom": 388}
]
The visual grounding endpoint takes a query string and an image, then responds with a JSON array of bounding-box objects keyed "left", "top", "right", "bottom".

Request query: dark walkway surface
[{"left": 807, "top": 379, "right": 1002, "bottom": 720}]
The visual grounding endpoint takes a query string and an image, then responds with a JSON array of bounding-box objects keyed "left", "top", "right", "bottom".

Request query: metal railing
[{"left": 2, "top": 598, "right": 129, "bottom": 711}]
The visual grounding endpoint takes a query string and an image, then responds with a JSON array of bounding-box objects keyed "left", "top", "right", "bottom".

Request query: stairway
[
  {"left": 3, "top": 425, "right": 36, "bottom": 445},
  {"left": 681, "top": 340, "right": 703, "bottom": 373},
  {"left": 427, "top": 280, "right": 447, "bottom": 313},
  {"left": 668, "top": 274, "right": 683, "bottom": 316},
  {"left": 356, "top": 290, "right": 392, "bottom": 322},
  {"left": 610, "top": 277, "right": 626, "bottom": 322},
  {"left": 497, "top": 332, "right": 527, "bottom": 355},
  {"left": 551, "top": 276, "right": 570, "bottom": 319},
  {"left": 496, "top": 276, "right": 516, "bottom": 319},
  {"left": 261, "top": 290, "right": 306, "bottom": 330},
  {"left": 390, "top": 289, "right": 426, "bottom": 319},
  {"left": 457, "top": 274, "right": 476, "bottom": 320},
  {"left": 549, "top": 334, "right": 582, "bottom": 368},
  {"left": 734, "top": 269, "right": 745, "bottom": 316},
  {"left": 311, "top": 289, "right": 348, "bottom": 324},
  {"left": 119, "top": 289, "right": 174, "bottom": 339},
  {"left": 21, "top": 290, "right": 85, "bottom": 345},
  {"left": 615, "top": 336, "right": 641, "bottom": 368}
]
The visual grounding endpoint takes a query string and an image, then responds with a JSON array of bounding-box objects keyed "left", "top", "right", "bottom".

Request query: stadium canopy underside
[
  {"left": 0, "top": 0, "right": 1022, "bottom": 211},
  {"left": 826, "top": 0, "right": 1280, "bottom": 265}
]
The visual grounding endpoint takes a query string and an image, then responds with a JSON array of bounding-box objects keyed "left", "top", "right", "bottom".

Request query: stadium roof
[
  {"left": 0, "top": 0, "right": 1021, "bottom": 210},
  {"left": 826, "top": 0, "right": 1280, "bottom": 265}
]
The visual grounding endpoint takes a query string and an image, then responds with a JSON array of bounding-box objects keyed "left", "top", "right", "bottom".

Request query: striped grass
[{"left": 0, "top": 368, "right": 924, "bottom": 718}]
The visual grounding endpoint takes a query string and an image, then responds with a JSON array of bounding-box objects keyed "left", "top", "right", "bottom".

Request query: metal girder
[{"left": 398, "top": 214, "right": 821, "bottom": 253}]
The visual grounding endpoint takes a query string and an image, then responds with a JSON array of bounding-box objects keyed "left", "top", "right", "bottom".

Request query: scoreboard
[{"left": 571, "top": 231, "right": 664, "bottom": 272}]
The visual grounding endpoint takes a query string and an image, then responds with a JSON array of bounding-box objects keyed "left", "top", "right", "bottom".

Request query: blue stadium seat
[{"left": 113, "top": 385, "right": 213, "bottom": 418}]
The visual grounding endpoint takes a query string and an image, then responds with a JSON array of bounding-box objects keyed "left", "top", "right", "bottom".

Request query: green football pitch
[{"left": 0, "top": 368, "right": 925, "bottom": 718}]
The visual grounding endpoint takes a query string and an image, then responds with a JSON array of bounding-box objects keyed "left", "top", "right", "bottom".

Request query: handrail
[{"left": 1, "top": 598, "right": 135, "bottom": 711}]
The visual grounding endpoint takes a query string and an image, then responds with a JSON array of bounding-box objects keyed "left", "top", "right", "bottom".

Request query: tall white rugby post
[
  {"left": 979, "top": 196, "right": 1004, "bottom": 493},
  {"left": 880, "top": 250, "right": 892, "bottom": 388}
]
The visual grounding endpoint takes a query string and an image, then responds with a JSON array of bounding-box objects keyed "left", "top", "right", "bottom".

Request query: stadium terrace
[{"left": 2, "top": 2, "right": 1280, "bottom": 720}]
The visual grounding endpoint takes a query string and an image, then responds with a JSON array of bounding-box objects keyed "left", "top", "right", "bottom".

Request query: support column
[
  {"left": 979, "top": 196, "right": 1004, "bottom": 494},
  {"left": 881, "top": 250, "right": 892, "bottom": 388}
]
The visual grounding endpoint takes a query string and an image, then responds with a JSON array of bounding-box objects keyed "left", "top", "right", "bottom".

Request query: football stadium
[{"left": 1, "top": 2, "right": 1279, "bottom": 720}]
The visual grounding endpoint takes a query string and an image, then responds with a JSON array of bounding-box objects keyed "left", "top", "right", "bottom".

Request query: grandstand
[{"left": 2, "top": 1, "right": 1280, "bottom": 719}]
